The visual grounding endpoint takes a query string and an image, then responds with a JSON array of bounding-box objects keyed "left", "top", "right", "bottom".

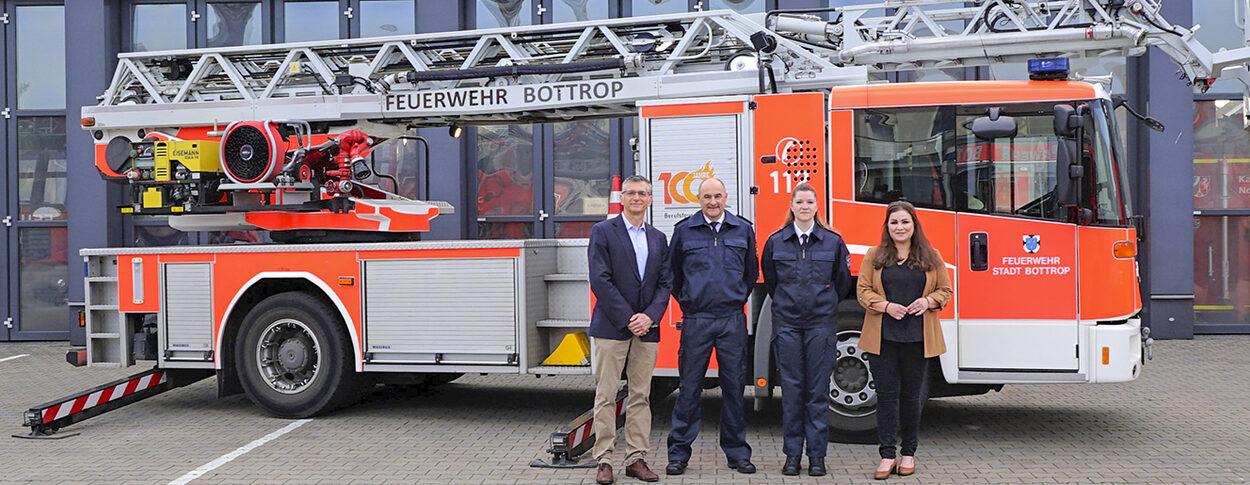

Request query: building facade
[{"left": 0, "top": 0, "right": 1240, "bottom": 343}]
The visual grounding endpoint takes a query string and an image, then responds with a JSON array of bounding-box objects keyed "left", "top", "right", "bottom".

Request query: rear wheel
[
  {"left": 828, "top": 329, "right": 878, "bottom": 443},
  {"left": 235, "top": 291, "right": 361, "bottom": 418}
]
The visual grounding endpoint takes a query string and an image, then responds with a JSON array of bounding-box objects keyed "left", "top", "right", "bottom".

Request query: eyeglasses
[{"left": 622, "top": 190, "right": 651, "bottom": 197}]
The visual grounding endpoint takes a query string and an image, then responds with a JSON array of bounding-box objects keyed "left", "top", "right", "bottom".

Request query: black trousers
[{"left": 867, "top": 340, "right": 927, "bottom": 459}]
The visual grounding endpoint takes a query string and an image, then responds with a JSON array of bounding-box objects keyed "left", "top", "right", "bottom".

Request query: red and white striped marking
[
  {"left": 607, "top": 175, "right": 622, "bottom": 219},
  {"left": 41, "top": 371, "right": 166, "bottom": 424},
  {"left": 568, "top": 398, "right": 625, "bottom": 449}
]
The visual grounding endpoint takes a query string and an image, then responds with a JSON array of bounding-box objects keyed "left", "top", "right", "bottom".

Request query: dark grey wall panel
[
  {"left": 1141, "top": 0, "right": 1194, "bottom": 338},
  {"left": 65, "top": 0, "right": 123, "bottom": 345}
]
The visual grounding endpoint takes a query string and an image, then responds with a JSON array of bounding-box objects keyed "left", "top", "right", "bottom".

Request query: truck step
[{"left": 536, "top": 319, "right": 591, "bottom": 328}]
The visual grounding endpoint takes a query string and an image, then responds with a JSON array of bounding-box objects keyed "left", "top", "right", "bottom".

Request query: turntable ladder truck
[{"left": 21, "top": 1, "right": 1250, "bottom": 451}]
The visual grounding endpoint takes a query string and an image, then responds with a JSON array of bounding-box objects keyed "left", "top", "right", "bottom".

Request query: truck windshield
[{"left": 853, "top": 100, "right": 1127, "bottom": 225}]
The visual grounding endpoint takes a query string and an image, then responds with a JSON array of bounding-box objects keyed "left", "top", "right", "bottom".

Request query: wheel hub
[
  {"left": 829, "top": 331, "right": 877, "bottom": 418},
  {"left": 255, "top": 318, "right": 321, "bottom": 394},
  {"left": 277, "top": 338, "right": 311, "bottom": 372}
]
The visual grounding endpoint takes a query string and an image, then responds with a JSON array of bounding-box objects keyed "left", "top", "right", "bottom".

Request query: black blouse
[{"left": 880, "top": 262, "right": 925, "bottom": 343}]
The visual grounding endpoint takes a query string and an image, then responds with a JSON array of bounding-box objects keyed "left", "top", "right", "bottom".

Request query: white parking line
[
  {"left": 168, "top": 419, "right": 312, "bottom": 485},
  {"left": 0, "top": 354, "right": 29, "bottom": 363}
]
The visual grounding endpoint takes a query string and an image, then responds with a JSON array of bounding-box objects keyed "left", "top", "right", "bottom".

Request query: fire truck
[{"left": 22, "top": 0, "right": 1250, "bottom": 450}]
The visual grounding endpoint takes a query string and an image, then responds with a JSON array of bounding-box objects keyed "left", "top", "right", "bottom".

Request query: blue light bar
[{"left": 1028, "top": 58, "right": 1069, "bottom": 80}]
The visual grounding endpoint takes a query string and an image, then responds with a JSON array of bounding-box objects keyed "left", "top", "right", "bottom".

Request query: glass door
[{"left": 6, "top": 1, "right": 69, "bottom": 341}]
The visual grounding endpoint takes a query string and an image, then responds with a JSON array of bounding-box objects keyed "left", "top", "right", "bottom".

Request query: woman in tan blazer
[{"left": 856, "top": 201, "right": 951, "bottom": 480}]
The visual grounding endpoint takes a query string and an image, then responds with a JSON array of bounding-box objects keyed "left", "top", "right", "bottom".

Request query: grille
[{"left": 223, "top": 125, "right": 272, "bottom": 182}]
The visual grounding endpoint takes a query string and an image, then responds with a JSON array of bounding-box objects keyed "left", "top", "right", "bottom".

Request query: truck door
[{"left": 955, "top": 123, "right": 1079, "bottom": 372}]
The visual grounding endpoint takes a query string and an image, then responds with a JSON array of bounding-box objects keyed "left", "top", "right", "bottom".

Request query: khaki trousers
[{"left": 591, "top": 336, "right": 659, "bottom": 466}]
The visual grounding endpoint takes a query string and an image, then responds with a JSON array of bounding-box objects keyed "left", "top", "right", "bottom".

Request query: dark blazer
[
  {"left": 761, "top": 223, "right": 853, "bottom": 327},
  {"left": 669, "top": 210, "right": 758, "bottom": 319},
  {"left": 588, "top": 216, "right": 672, "bottom": 342}
]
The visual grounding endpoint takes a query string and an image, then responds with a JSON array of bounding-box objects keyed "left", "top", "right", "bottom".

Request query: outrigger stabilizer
[
  {"left": 530, "top": 387, "right": 628, "bottom": 468},
  {"left": 13, "top": 365, "right": 212, "bottom": 439}
]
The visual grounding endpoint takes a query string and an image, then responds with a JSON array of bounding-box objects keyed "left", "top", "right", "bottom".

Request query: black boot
[
  {"left": 782, "top": 456, "right": 801, "bottom": 476},
  {"left": 808, "top": 457, "right": 827, "bottom": 477}
]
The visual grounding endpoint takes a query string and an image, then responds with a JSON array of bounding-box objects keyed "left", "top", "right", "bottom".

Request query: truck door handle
[{"left": 970, "top": 232, "right": 988, "bottom": 271}]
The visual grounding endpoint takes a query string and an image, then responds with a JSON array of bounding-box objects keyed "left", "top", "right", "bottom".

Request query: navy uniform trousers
[
  {"left": 666, "top": 313, "right": 752, "bottom": 463},
  {"left": 772, "top": 323, "right": 836, "bottom": 457}
]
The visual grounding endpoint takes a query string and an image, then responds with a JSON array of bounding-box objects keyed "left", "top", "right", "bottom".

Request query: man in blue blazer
[{"left": 588, "top": 175, "right": 672, "bottom": 484}]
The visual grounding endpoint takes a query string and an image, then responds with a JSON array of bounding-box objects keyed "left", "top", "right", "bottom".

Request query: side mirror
[
  {"left": 971, "top": 107, "right": 1018, "bottom": 140},
  {"left": 1053, "top": 104, "right": 1080, "bottom": 137}
]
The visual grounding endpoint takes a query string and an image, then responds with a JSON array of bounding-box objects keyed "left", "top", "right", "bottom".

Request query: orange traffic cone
[{"left": 608, "top": 175, "right": 622, "bottom": 219}]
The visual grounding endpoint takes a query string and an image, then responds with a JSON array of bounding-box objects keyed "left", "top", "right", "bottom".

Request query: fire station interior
[{"left": 0, "top": 0, "right": 1244, "bottom": 344}]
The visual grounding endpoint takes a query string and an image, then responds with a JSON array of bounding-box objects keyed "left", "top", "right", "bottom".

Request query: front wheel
[
  {"left": 235, "top": 291, "right": 361, "bottom": 418},
  {"left": 828, "top": 329, "right": 878, "bottom": 443}
]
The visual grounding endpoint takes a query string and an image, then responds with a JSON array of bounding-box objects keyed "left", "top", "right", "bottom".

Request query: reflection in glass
[
  {"left": 360, "top": 0, "right": 415, "bottom": 37},
  {"left": 554, "top": 0, "right": 608, "bottom": 23},
  {"left": 478, "top": 222, "right": 534, "bottom": 239},
  {"left": 632, "top": 0, "right": 686, "bottom": 16},
  {"left": 208, "top": 230, "right": 267, "bottom": 244},
  {"left": 477, "top": 125, "right": 535, "bottom": 216},
  {"left": 133, "top": 4, "right": 188, "bottom": 51},
  {"left": 18, "top": 117, "right": 68, "bottom": 221},
  {"left": 17, "top": 6, "right": 66, "bottom": 110},
  {"left": 207, "top": 2, "right": 262, "bottom": 47},
  {"left": 286, "top": 1, "right": 340, "bottom": 42},
  {"left": 1194, "top": 216, "right": 1250, "bottom": 326},
  {"left": 133, "top": 224, "right": 190, "bottom": 247},
  {"left": 477, "top": 0, "right": 532, "bottom": 28},
  {"left": 364, "top": 134, "right": 423, "bottom": 198},
  {"left": 554, "top": 120, "right": 611, "bottom": 216},
  {"left": 555, "top": 221, "right": 595, "bottom": 238},
  {"left": 705, "top": 0, "right": 761, "bottom": 13},
  {"left": 1194, "top": 100, "right": 1250, "bottom": 210},
  {"left": 19, "top": 228, "right": 69, "bottom": 333}
]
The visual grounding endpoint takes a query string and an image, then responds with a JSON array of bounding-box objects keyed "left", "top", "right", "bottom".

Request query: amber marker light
[
  {"left": 80, "top": 117, "right": 96, "bottom": 127},
  {"left": 756, "top": 378, "right": 767, "bottom": 387},
  {"left": 1102, "top": 346, "right": 1110, "bottom": 365},
  {"left": 1113, "top": 240, "right": 1136, "bottom": 259},
  {"left": 338, "top": 277, "right": 355, "bottom": 286}
]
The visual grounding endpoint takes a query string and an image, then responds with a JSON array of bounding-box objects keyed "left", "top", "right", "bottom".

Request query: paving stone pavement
[{"left": 0, "top": 337, "right": 1247, "bottom": 484}]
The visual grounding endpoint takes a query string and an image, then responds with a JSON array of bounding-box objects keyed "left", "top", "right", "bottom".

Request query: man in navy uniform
[
  {"left": 588, "top": 175, "right": 671, "bottom": 484},
  {"left": 665, "top": 177, "right": 757, "bottom": 475}
]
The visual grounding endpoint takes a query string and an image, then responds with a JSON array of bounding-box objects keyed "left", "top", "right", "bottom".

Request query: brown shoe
[
  {"left": 596, "top": 463, "right": 614, "bottom": 484},
  {"left": 625, "top": 460, "right": 660, "bottom": 482},
  {"left": 874, "top": 458, "right": 897, "bottom": 480},
  {"left": 898, "top": 456, "right": 916, "bottom": 476}
]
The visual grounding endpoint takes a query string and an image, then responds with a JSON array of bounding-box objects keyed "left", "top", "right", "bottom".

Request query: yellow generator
[{"left": 105, "top": 137, "right": 227, "bottom": 213}]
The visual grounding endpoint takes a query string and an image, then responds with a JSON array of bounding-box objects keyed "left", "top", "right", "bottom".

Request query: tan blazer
[{"left": 856, "top": 246, "right": 951, "bottom": 358}]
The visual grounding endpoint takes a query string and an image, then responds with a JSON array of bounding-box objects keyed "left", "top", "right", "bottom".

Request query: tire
[
  {"left": 235, "top": 291, "right": 361, "bottom": 418},
  {"left": 828, "top": 329, "right": 878, "bottom": 444},
  {"left": 650, "top": 376, "right": 679, "bottom": 403}
]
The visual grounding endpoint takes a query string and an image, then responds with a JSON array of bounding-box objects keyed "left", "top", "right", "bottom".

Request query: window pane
[
  {"left": 477, "top": 125, "right": 535, "bottom": 215},
  {"left": 364, "top": 133, "right": 423, "bottom": 198},
  {"left": 1194, "top": 0, "right": 1246, "bottom": 93},
  {"left": 477, "top": 0, "right": 531, "bottom": 28},
  {"left": 854, "top": 106, "right": 955, "bottom": 210},
  {"left": 633, "top": 0, "right": 686, "bottom": 16},
  {"left": 133, "top": 224, "right": 190, "bottom": 247},
  {"left": 1194, "top": 215, "right": 1250, "bottom": 325},
  {"left": 286, "top": 1, "right": 340, "bottom": 42},
  {"left": 478, "top": 222, "right": 534, "bottom": 239},
  {"left": 133, "top": 4, "right": 188, "bottom": 51},
  {"left": 705, "top": 0, "right": 761, "bottom": 13},
  {"left": 207, "top": 2, "right": 262, "bottom": 47},
  {"left": 554, "top": 120, "right": 611, "bottom": 216},
  {"left": 18, "top": 117, "right": 68, "bottom": 221},
  {"left": 554, "top": 0, "right": 608, "bottom": 23},
  {"left": 555, "top": 221, "right": 595, "bottom": 238},
  {"left": 19, "top": 228, "right": 68, "bottom": 333},
  {"left": 360, "top": 0, "right": 414, "bottom": 37},
  {"left": 17, "top": 6, "right": 66, "bottom": 110},
  {"left": 1194, "top": 100, "right": 1250, "bottom": 210}
]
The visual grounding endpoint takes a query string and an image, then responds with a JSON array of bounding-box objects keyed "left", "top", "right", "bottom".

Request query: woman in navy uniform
[
  {"left": 760, "top": 183, "right": 852, "bottom": 477},
  {"left": 856, "top": 200, "right": 951, "bottom": 480}
]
